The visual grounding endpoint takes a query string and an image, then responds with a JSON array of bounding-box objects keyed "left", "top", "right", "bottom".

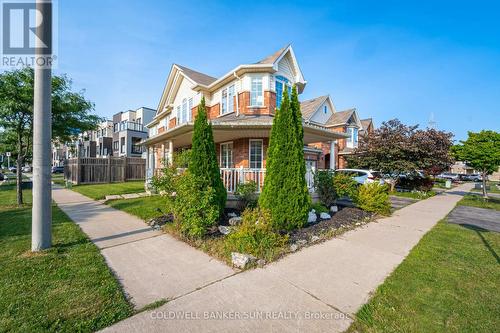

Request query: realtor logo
[{"left": 1, "top": 0, "right": 58, "bottom": 68}]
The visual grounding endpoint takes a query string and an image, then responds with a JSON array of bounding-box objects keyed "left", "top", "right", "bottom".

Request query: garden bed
[{"left": 289, "top": 207, "right": 374, "bottom": 244}]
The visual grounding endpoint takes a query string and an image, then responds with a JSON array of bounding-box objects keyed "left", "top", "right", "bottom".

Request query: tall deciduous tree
[
  {"left": 347, "top": 119, "right": 453, "bottom": 190},
  {"left": 188, "top": 96, "right": 226, "bottom": 215},
  {"left": 259, "top": 86, "right": 310, "bottom": 230},
  {"left": 451, "top": 130, "right": 500, "bottom": 198},
  {"left": 0, "top": 67, "right": 100, "bottom": 205}
]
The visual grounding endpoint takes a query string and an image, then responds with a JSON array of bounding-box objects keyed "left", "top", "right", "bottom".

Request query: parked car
[
  {"left": 436, "top": 172, "right": 459, "bottom": 181},
  {"left": 0, "top": 172, "right": 4, "bottom": 181},
  {"left": 51, "top": 166, "right": 64, "bottom": 174},
  {"left": 335, "top": 169, "right": 385, "bottom": 185},
  {"left": 22, "top": 165, "right": 32, "bottom": 173},
  {"left": 8, "top": 166, "right": 16, "bottom": 173},
  {"left": 460, "top": 174, "right": 482, "bottom": 182}
]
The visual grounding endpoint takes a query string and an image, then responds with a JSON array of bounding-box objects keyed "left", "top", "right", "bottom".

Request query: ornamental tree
[
  {"left": 259, "top": 86, "right": 310, "bottom": 231},
  {"left": 0, "top": 67, "right": 100, "bottom": 205},
  {"left": 347, "top": 119, "right": 453, "bottom": 191},
  {"left": 188, "top": 96, "right": 227, "bottom": 216},
  {"left": 451, "top": 130, "right": 500, "bottom": 198}
]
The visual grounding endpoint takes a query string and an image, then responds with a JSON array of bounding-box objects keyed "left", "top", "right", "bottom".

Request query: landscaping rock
[
  {"left": 297, "top": 239, "right": 307, "bottom": 247},
  {"left": 307, "top": 211, "right": 317, "bottom": 223},
  {"left": 228, "top": 216, "right": 242, "bottom": 226},
  {"left": 218, "top": 226, "right": 232, "bottom": 235},
  {"left": 320, "top": 212, "right": 331, "bottom": 220},
  {"left": 311, "top": 235, "right": 321, "bottom": 243},
  {"left": 256, "top": 259, "right": 266, "bottom": 267},
  {"left": 290, "top": 243, "right": 299, "bottom": 252},
  {"left": 231, "top": 252, "right": 256, "bottom": 269},
  {"left": 147, "top": 214, "right": 174, "bottom": 229},
  {"left": 330, "top": 205, "right": 338, "bottom": 213},
  {"left": 227, "top": 212, "right": 238, "bottom": 218}
]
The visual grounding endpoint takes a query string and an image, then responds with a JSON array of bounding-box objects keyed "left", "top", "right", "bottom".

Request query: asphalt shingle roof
[
  {"left": 300, "top": 95, "right": 328, "bottom": 120},
  {"left": 325, "top": 109, "right": 356, "bottom": 127},
  {"left": 175, "top": 64, "right": 217, "bottom": 86},
  {"left": 255, "top": 45, "right": 289, "bottom": 64}
]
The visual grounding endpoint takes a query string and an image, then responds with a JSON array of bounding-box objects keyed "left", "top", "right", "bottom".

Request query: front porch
[{"left": 143, "top": 114, "right": 347, "bottom": 193}]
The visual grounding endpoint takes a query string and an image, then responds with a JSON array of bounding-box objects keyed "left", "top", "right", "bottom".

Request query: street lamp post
[{"left": 32, "top": 0, "right": 52, "bottom": 251}]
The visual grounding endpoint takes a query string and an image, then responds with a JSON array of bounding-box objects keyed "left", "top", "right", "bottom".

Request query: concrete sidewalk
[
  {"left": 52, "top": 188, "right": 235, "bottom": 309},
  {"left": 100, "top": 183, "right": 472, "bottom": 332}
]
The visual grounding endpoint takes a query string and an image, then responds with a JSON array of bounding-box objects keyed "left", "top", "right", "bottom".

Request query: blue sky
[{"left": 57, "top": 0, "right": 500, "bottom": 141}]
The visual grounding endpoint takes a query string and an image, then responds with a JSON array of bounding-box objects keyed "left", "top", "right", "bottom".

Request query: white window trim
[
  {"left": 250, "top": 76, "right": 264, "bottom": 107},
  {"left": 249, "top": 139, "right": 263, "bottom": 169},
  {"left": 220, "top": 141, "right": 234, "bottom": 168}
]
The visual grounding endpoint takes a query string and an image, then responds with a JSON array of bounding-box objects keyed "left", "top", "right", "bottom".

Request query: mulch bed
[{"left": 289, "top": 207, "right": 374, "bottom": 243}]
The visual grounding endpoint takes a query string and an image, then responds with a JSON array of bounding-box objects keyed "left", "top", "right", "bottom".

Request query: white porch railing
[
  {"left": 220, "top": 167, "right": 316, "bottom": 193},
  {"left": 220, "top": 168, "right": 266, "bottom": 193}
]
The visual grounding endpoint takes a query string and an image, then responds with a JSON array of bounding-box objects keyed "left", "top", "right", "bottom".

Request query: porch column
[
  {"left": 330, "top": 140, "right": 336, "bottom": 170},
  {"left": 167, "top": 140, "right": 173, "bottom": 166}
]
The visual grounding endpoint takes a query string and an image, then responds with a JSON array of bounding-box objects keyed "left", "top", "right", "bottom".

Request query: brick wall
[{"left": 237, "top": 91, "right": 276, "bottom": 116}]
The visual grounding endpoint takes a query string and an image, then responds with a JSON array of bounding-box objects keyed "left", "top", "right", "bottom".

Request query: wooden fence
[{"left": 64, "top": 156, "right": 146, "bottom": 185}]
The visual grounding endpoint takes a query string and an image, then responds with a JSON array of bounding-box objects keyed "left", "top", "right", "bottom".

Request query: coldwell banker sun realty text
[{"left": 1, "top": 0, "right": 57, "bottom": 68}]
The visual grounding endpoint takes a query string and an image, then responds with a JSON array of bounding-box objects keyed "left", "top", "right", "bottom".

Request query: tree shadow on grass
[{"left": 460, "top": 224, "right": 500, "bottom": 264}]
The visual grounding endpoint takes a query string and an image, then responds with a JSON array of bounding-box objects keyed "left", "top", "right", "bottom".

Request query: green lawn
[
  {"left": 107, "top": 195, "right": 171, "bottom": 221},
  {"left": 390, "top": 190, "right": 436, "bottom": 200},
  {"left": 0, "top": 184, "right": 132, "bottom": 332},
  {"left": 348, "top": 220, "right": 500, "bottom": 333},
  {"left": 70, "top": 180, "right": 145, "bottom": 200},
  {"left": 458, "top": 194, "right": 500, "bottom": 211}
]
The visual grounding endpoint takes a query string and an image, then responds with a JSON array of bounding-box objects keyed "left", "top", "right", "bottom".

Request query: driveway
[{"left": 447, "top": 205, "right": 500, "bottom": 232}]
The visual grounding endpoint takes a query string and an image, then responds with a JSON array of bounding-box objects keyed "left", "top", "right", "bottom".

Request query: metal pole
[{"left": 32, "top": 0, "right": 52, "bottom": 251}]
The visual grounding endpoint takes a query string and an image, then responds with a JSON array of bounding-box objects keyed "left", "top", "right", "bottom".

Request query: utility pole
[{"left": 32, "top": 0, "right": 52, "bottom": 251}]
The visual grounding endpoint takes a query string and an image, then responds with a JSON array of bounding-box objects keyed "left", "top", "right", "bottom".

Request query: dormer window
[
  {"left": 275, "top": 75, "right": 292, "bottom": 109},
  {"left": 324, "top": 106, "right": 327, "bottom": 114},
  {"left": 250, "top": 76, "right": 263, "bottom": 107}
]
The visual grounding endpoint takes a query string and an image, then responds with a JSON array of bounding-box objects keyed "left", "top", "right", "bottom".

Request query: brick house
[
  {"left": 144, "top": 45, "right": 374, "bottom": 192},
  {"left": 301, "top": 96, "right": 375, "bottom": 169}
]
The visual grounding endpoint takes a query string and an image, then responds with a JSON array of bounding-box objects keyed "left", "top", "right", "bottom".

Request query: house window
[
  {"left": 249, "top": 140, "right": 263, "bottom": 169},
  {"left": 188, "top": 98, "right": 193, "bottom": 121},
  {"left": 275, "top": 75, "right": 291, "bottom": 109},
  {"left": 220, "top": 142, "right": 233, "bottom": 168},
  {"left": 228, "top": 85, "right": 234, "bottom": 113},
  {"left": 221, "top": 88, "right": 227, "bottom": 115},
  {"left": 324, "top": 105, "right": 328, "bottom": 114},
  {"left": 346, "top": 127, "right": 353, "bottom": 144},
  {"left": 250, "top": 76, "right": 263, "bottom": 106},
  {"left": 176, "top": 106, "right": 181, "bottom": 124},
  {"left": 136, "top": 117, "right": 141, "bottom": 124},
  {"left": 221, "top": 85, "right": 235, "bottom": 115},
  {"left": 113, "top": 141, "right": 118, "bottom": 151},
  {"left": 346, "top": 127, "right": 359, "bottom": 147},
  {"left": 113, "top": 123, "right": 118, "bottom": 132},
  {"left": 181, "top": 98, "right": 188, "bottom": 124},
  {"left": 120, "top": 137, "right": 125, "bottom": 154}
]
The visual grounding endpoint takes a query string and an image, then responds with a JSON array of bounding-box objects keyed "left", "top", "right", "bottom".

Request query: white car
[{"left": 335, "top": 169, "right": 385, "bottom": 185}]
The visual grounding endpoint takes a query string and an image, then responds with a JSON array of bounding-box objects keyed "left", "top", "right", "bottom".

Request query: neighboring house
[
  {"left": 52, "top": 142, "right": 68, "bottom": 167},
  {"left": 449, "top": 161, "right": 476, "bottom": 175},
  {"left": 95, "top": 120, "right": 114, "bottom": 157},
  {"left": 144, "top": 45, "right": 348, "bottom": 193},
  {"left": 73, "top": 120, "right": 114, "bottom": 158},
  {"left": 301, "top": 95, "right": 375, "bottom": 169},
  {"left": 112, "top": 107, "right": 156, "bottom": 157}
]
